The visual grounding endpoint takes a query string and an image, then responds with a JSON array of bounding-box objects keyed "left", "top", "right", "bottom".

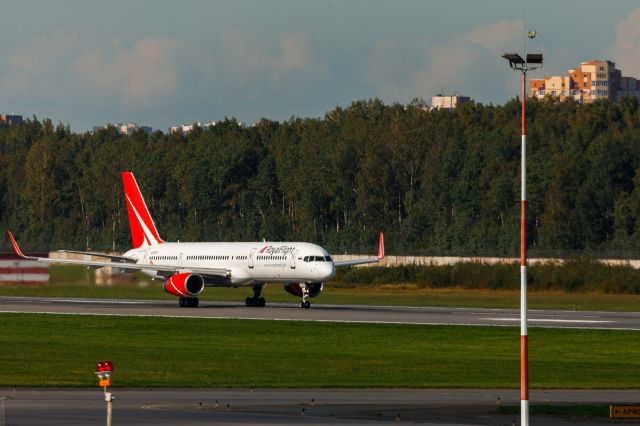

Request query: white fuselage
[{"left": 124, "top": 241, "right": 336, "bottom": 286}]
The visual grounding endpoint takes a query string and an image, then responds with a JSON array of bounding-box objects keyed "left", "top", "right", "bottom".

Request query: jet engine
[
  {"left": 284, "top": 282, "right": 323, "bottom": 298},
  {"left": 164, "top": 273, "right": 205, "bottom": 298}
]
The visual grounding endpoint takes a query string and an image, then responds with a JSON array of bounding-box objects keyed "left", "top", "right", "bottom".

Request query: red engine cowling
[
  {"left": 284, "top": 283, "right": 323, "bottom": 298},
  {"left": 164, "top": 273, "right": 205, "bottom": 297}
]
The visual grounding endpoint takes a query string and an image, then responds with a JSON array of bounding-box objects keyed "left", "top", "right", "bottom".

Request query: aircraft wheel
[
  {"left": 246, "top": 297, "right": 253, "bottom": 307},
  {"left": 258, "top": 297, "right": 266, "bottom": 307},
  {"left": 304, "top": 301, "right": 311, "bottom": 309}
]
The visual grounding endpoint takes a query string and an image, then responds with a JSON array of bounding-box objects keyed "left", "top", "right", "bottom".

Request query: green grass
[
  {"left": 1, "top": 313, "right": 640, "bottom": 388},
  {"left": 337, "top": 261, "right": 640, "bottom": 294}
]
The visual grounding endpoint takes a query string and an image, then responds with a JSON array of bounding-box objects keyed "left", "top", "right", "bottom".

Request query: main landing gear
[
  {"left": 245, "top": 284, "right": 266, "bottom": 307},
  {"left": 299, "top": 284, "right": 311, "bottom": 309},
  {"left": 179, "top": 297, "right": 199, "bottom": 308}
]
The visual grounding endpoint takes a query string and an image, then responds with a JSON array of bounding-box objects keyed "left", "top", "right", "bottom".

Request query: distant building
[
  {"left": 169, "top": 121, "right": 217, "bottom": 134},
  {"left": 431, "top": 95, "right": 471, "bottom": 110},
  {"left": 0, "top": 113, "right": 23, "bottom": 126},
  {"left": 93, "top": 123, "right": 152, "bottom": 135},
  {"left": 529, "top": 59, "right": 640, "bottom": 103}
]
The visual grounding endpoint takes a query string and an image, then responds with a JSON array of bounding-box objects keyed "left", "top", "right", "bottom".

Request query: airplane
[{"left": 8, "top": 172, "right": 384, "bottom": 308}]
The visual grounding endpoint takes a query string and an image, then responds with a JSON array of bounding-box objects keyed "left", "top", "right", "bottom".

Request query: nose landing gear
[{"left": 299, "top": 284, "right": 311, "bottom": 309}]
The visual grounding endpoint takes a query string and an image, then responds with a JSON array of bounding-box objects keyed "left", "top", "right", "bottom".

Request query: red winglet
[
  {"left": 7, "top": 231, "right": 27, "bottom": 258},
  {"left": 377, "top": 231, "right": 385, "bottom": 259}
]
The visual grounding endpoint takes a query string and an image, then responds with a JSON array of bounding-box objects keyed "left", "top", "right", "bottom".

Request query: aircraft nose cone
[{"left": 323, "top": 263, "right": 336, "bottom": 281}]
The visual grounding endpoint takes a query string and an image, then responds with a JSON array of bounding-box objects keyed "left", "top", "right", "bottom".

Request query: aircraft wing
[
  {"left": 57, "top": 250, "right": 138, "bottom": 263},
  {"left": 333, "top": 232, "right": 385, "bottom": 268},
  {"left": 8, "top": 231, "right": 230, "bottom": 278},
  {"left": 333, "top": 257, "right": 381, "bottom": 267}
]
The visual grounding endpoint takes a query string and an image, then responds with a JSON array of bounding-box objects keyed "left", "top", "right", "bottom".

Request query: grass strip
[{"left": 1, "top": 313, "right": 639, "bottom": 388}]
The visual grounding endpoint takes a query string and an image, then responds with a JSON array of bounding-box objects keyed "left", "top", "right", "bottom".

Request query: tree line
[{"left": 2, "top": 96, "right": 640, "bottom": 256}]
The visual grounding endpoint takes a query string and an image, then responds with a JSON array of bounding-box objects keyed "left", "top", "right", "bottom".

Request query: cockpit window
[{"left": 303, "top": 255, "right": 331, "bottom": 262}]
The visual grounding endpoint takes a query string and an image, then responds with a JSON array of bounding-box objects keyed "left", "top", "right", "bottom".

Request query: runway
[{"left": 1, "top": 296, "right": 640, "bottom": 330}]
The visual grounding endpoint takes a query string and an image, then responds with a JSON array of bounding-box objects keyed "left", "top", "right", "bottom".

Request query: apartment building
[
  {"left": 169, "top": 121, "right": 217, "bottom": 134},
  {"left": 431, "top": 95, "right": 471, "bottom": 110},
  {"left": 0, "top": 113, "right": 23, "bottom": 126},
  {"left": 529, "top": 60, "right": 640, "bottom": 103},
  {"left": 93, "top": 123, "right": 152, "bottom": 135}
]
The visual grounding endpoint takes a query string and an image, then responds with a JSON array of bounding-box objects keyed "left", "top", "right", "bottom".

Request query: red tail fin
[{"left": 122, "top": 172, "right": 164, "bottom": 248}]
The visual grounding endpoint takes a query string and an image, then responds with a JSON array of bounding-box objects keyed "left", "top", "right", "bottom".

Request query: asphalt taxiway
[
  {"left": 1, "top": 296, "right": 640, "bottom": 330},
  {"left": 0, "top": 388, "right": 635, "bottom": 425}
]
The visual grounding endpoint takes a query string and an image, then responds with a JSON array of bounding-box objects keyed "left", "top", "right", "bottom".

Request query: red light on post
[
  {"left": 95, "top": 360, "right": 114, "bottom": 387},
  {"left": 95, "top": 360, "right": 115, "bottom": 426}
]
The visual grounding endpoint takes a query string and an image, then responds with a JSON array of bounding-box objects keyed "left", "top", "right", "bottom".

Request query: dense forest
[{"left": 2, "top": 97, "right": 640, "bottom": 256}]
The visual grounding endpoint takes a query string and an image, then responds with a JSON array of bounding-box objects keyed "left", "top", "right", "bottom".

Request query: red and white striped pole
[
  {"left": 520, "top": 71, "right": 529, "bottom": 426},
  {"left": 503, "top": 49, "right": 541, "bottom": 426}
]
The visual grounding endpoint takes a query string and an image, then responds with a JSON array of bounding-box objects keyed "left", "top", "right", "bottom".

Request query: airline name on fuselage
[{"left": 259, "top": 245, "right": 297, "bottom": 255}]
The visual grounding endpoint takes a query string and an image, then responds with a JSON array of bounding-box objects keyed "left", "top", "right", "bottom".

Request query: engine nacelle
[
  {"left": 284, "top": 283, "right": 323, "bottom": 298},
  {"left": 164, "top": 273, "right": 205, "bottom": 298}
]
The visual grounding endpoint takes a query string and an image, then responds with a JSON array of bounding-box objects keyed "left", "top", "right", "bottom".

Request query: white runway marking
[
  {"left": 0, "top": 310, "right": 633, "bottom": 330},
  {"left": 0, "top": 309, "right": 512, "bottom": 327},
  {"left": 483, "top": 317, "right": 613, "bottom": 324}
]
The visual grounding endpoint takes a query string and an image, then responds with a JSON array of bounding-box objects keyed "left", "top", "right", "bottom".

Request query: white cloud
[
  {"left": 365, "top": 19, "right": 524, "bottom": 103},
  {"left": 277, "top": 33, "right": 316, "bottom": 71},
  {"left": 220, "top": 31, "right": 328, "bottom": 89},
  {"left": 365, "top": 38, "right": 430, "bottom": 100},
  {"left": 411, "top": 40, "right": 484, "bottom": 99},
  {"left": 73, "top": 37, "right": 182, "bottom": 106},
  {"left": 10, "top": 32, "right": 78, "bottom": 74},
  {"left": 608, "top": 7, "right": 640, "bottom": 76},
  {"left": 0, "top": 32, "right": 78, "bottom": 96},
  {"left": 462, "top": 20, "right": 525, "bottom": 55}
]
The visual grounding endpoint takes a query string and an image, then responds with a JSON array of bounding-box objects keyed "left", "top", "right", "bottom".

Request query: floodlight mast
[{"left": 502, "top": 50, "right": 542, "bottom": 426}]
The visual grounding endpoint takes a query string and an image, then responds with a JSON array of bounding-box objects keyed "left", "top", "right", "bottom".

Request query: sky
[{"left": 1, "top": 0, "right": 640, "bottom": 132}]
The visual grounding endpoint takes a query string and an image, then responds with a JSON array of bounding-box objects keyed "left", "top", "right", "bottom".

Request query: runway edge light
[
  {"left": 95, "top": 360, "right": 115, "bottom": 426},
  {"left": 95, "top": 360, "right": 113, "bottom": 387}
]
